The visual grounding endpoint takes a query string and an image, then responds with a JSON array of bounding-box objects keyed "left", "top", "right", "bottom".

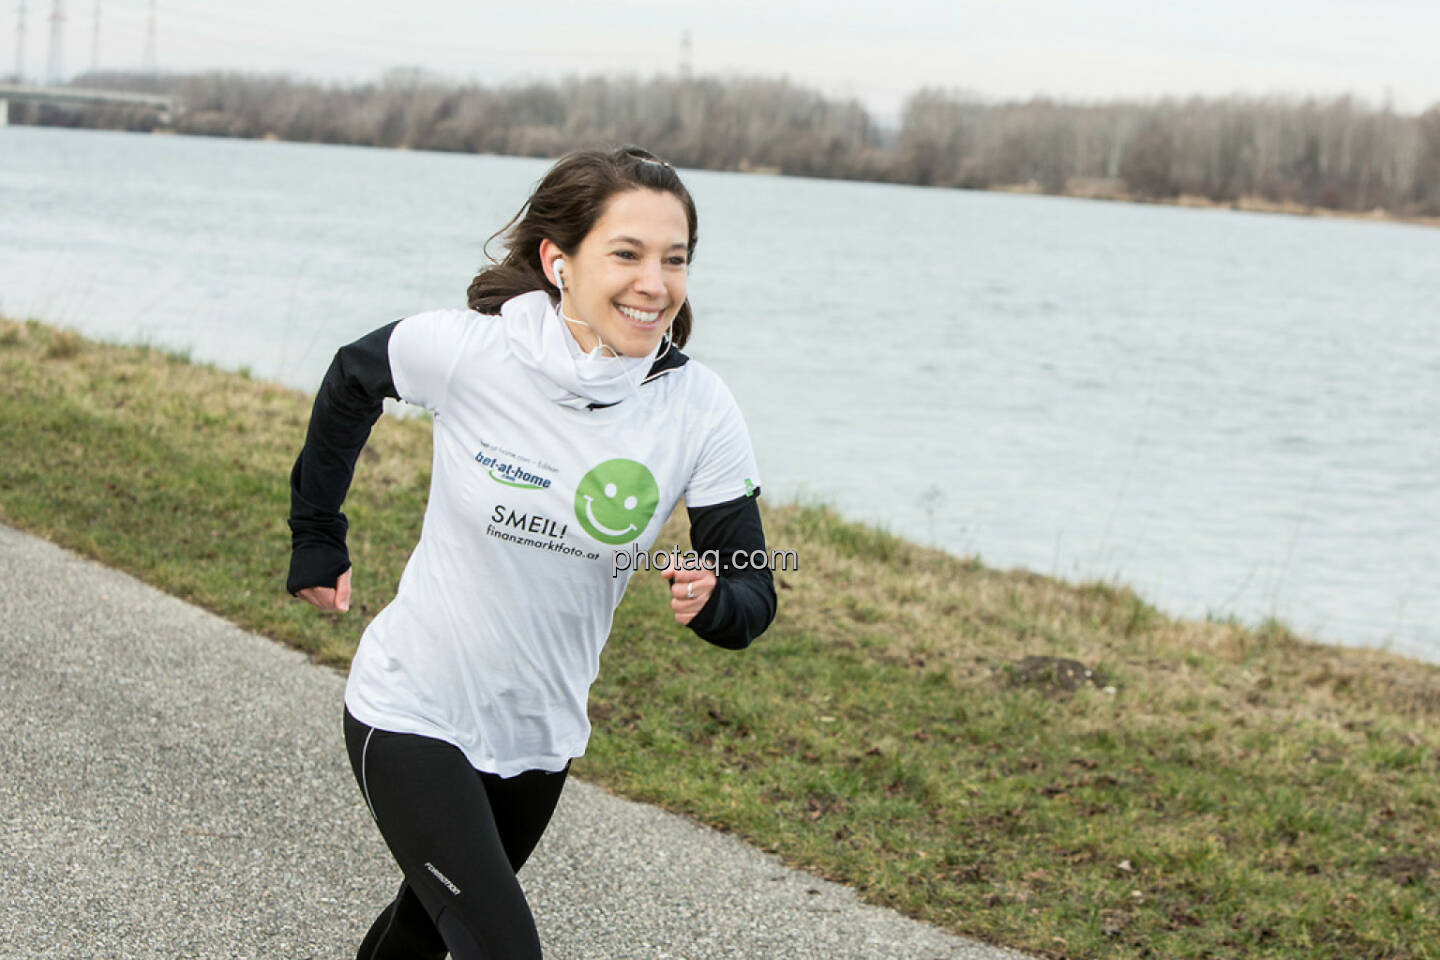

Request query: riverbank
[
  {"left": 2, "top": 316, "right": 1436, "bottom": 959},
  {"left": 11, "top": 90, "right": 1440, "bottom": 231},
  {"left": 992, "top": 179, "right": 1440, "bottom": 230}
]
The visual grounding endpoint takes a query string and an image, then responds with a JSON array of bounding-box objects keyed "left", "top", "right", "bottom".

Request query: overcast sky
[{"left": 12, "top": 0, "right": 1440, "bottom": 123}]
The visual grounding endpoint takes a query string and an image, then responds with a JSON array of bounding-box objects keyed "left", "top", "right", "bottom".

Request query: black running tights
[{"left": 343, "top": 705, "right": 569, "bottom": 960}]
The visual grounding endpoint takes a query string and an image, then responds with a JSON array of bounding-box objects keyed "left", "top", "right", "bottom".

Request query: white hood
[{"left": 500, "top": 290, "right": 659, "bottom": 409}]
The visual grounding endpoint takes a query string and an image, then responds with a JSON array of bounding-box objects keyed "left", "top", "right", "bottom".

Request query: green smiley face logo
[{"left": 574, "top": 459, "right": 660, "bottom": 545}]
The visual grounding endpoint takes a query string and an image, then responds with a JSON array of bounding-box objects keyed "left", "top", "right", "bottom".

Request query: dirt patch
[
  {"left": 1370, "top": 855, "right": 1435, "bottom": 887},
  {"left": 1004, "top": 656, "right": 1108, "bottom": 698}
]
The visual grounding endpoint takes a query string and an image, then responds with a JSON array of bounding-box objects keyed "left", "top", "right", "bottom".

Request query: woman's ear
[{"left": 538, "top": 239, "right": 564, "bottom": 286}]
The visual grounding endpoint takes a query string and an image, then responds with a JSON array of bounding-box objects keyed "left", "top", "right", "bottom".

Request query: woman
[{"left": 286, "top": 145, "right": 777, "bottom": 959}]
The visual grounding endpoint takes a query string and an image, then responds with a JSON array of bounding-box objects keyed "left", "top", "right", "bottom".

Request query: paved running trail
[{"left": 0, "top": 524, "right": 1035, "bottom": 960}]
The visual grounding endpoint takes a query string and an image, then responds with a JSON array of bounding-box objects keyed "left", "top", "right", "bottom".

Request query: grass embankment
[
  {"left": 2, "top": 317, "right": 1437, "bottom": 959},
  {"left": 990, "top": 180, "right": 1440, "bottom": 230}
]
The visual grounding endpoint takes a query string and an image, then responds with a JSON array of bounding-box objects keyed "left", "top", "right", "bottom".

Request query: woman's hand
[
  {"left": 661, "top": 566, "right": 715, "bottom": 626},
  {"left": 297, "top": 568, "right": 352, "bottom": 612}
]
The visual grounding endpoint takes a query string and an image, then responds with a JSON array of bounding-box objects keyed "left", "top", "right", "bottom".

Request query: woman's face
[{"left": 544, "top": 188, "right": 690, "bottom": 358}]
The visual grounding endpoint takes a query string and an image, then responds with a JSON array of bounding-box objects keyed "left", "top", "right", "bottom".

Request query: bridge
[{"left": 0, "top": 84, "right": 179, "bottom": 125}]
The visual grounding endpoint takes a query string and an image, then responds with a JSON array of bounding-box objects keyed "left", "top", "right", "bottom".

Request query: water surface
[{"left": 3, "top": 126, "right": 1436, "bottom": 660}]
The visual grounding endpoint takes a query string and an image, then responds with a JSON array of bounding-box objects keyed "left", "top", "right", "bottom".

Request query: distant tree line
[
  {"left": 898, "top": 91, "right": 1440, "bottom": 215},
  {"left": 16, "top": 70, "right": 1440, "bottom": 217}
]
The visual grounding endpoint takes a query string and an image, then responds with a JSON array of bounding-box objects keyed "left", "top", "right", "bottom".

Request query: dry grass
[{"left": 5, "top": 317, "right": 1439, "bottom": 958}]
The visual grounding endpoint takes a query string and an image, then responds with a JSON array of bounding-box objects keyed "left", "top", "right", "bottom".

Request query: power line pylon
[
  {"left": 679, "top": 29, "right": 692, "bottom": 79},
  {"left": 142, "top": 0, "right": 155, "bottom": 73},
  {"left": 14, "top": 1, "right": 26, "bottom": 82},
  {"left": 45, "top": 0, "right": 63, "bottom": 85}
]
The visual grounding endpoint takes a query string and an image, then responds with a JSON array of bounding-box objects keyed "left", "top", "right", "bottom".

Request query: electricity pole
[
  {"left": 14, "top": 1, "right": 26, "bottom": 83},
  {"left": 141, "top": 0, "right": 155, "bottom": 73},
  {"left": 45, "top": 0, "right": 63, "bottom": 85}
]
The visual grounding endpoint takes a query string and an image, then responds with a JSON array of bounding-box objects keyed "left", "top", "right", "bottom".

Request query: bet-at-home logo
[
  {"left": 573, "top": 459, "right": 659, "bottom": 545},
  {"left": 475, "top": 451, "right": 552, "bottom": 490}
]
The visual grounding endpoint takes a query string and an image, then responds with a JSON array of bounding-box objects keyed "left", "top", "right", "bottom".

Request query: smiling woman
[
  {"left": 541, "top": 188, "right": 691, "bottom": 360},
  {"left": 284, "top": 144, "right": 776, "bottom": 959}
]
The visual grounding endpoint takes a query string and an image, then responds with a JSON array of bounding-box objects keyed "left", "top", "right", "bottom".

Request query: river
[{"left": 3, "top": 125, "right": 1437, "bottom": 661}]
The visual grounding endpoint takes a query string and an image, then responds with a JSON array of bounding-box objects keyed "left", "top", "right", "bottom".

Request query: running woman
[{"left": 286, "top": 145, "right": 776, "bottom": 959}]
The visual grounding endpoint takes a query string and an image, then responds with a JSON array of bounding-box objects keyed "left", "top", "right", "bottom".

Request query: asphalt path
[{"left": 0, "top": 523, "right": 1035, "bottom": 960}]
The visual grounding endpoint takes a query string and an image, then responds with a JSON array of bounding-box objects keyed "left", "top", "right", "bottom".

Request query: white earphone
[
  {"left": 553, "top": 256, "right": 613, "bottom": 361},
  {"left": 550, "top": 252, "right": 677, "bottom": 380}
]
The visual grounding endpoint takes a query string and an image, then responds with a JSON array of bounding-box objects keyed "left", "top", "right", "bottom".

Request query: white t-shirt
[{"left": 343, "top": 293, "right": 761, "bottom": 777}]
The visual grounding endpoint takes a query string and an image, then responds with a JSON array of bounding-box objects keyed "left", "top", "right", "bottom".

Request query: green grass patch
[{"left": 2, "top": 316, "right": 1438, "bottom": 959}]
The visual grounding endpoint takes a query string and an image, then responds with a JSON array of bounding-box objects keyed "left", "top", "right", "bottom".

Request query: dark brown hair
[{"left": 467, "top": 145, "right": 699, "bottom": 348}]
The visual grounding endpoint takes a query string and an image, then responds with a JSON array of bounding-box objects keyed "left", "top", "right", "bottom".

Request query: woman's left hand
[{"left": 661, "top": 566, "right": 715, "bottom": 626}]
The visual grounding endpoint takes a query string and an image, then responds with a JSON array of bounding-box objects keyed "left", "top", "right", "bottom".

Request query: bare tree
[{"left": 36, "top": 72, "right": 1440, "bottom": 219}]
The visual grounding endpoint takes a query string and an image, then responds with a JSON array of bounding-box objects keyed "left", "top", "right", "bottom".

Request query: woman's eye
[
  {"left": 667, "top": 257, "right": 688, "bottom": 267},
  {"left": 614, "top": 250, "right": 638, "bottom": 259}
]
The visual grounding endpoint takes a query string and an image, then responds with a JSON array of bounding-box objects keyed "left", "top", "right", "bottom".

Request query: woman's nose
[{"left": 634, "top": 259, "right": 665, "bottom": 295}]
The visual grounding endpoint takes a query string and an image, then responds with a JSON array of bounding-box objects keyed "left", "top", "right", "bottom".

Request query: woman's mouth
[{"left": 616, "top": 304, "right": 662, "bottom": 324}]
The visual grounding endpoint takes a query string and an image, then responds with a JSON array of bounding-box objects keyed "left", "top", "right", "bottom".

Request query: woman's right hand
[{"left": 297, "top": 568, "right": 352, "bottom": 612}]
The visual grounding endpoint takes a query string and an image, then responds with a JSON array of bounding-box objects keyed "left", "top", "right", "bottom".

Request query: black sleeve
[
  {"left": 286, "top": 321, "right": 401, "bottom": 596},
  {"left": 684, "top": 491, "right": 777, "bottom": 649}
]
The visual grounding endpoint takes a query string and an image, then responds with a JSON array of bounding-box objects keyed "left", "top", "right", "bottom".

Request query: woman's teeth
[{"left": 617, "top": 305, "right": 661, "bottom": 323}]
